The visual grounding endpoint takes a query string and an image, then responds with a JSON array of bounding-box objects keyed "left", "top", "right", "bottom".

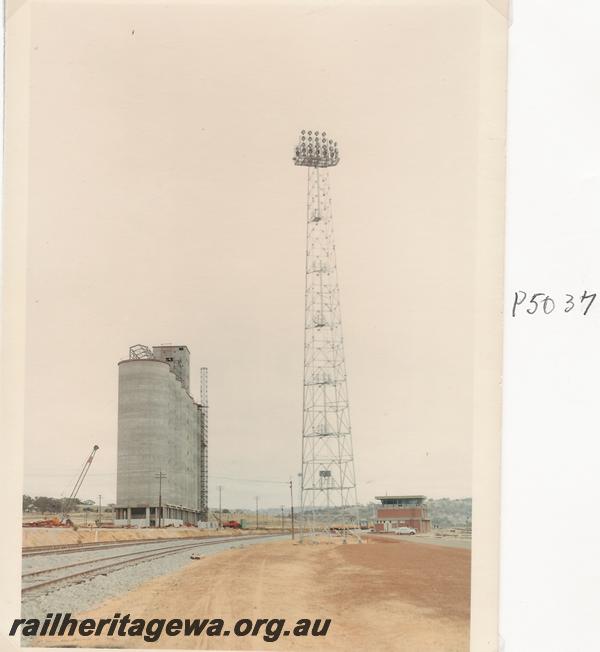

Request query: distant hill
[
  {"left": 426, "top": 498, "right": 472, "bottom": 528},
  {"left": 215, "top": 498, "right": 473, "bottom": 529}
]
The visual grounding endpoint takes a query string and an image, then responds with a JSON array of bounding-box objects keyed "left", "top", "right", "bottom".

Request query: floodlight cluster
[{"left": 293, "top": 130, "right": 340, "bottom": 167}]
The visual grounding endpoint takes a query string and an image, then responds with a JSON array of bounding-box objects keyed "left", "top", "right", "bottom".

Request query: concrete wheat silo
[{"left": 114, "top": 345, "right": 206, "bottom": 527}]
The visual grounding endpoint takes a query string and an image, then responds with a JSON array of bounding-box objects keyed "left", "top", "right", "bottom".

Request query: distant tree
[
  {"left": 427, "top": 497, "right": 472, "bottom": 528},
  {"left": 33, "top": 496, "right": 62, "bottom": 514},
  {"left": 22, "top": 495, "right": 35, "bottom": 512}
]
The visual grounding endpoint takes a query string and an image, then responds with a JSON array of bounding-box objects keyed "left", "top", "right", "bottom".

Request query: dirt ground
[
  {"left": 32, "top": 536, "right": 470, "bottom": 651},
  {"left": 22, "top": 527, "right": 257, "bottom": 548}
]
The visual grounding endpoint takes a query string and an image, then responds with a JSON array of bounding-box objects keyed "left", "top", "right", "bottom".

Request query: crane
[{"left": 61, "top": 444, "right": 100, "bottom": 524}]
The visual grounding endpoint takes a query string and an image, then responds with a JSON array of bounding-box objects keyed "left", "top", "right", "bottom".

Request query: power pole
[
  {"left": 155, "top": 470, "right": 167, "bottom": 528},
  {"left": 255, "top": 496, "right": 259, "bottom": 530},
  {"left": 281, "top": 505, "right": 284, "bottom": 532},
  {"left": 218, "top": 485, "right": 223, "bottom": 529},
  {"left": 293, "top": 130, "right": 359, "bottom": 539},
  {"left": 97, "top": 494, "right": 102, "bottom": 527},
  {"left": 289, "top": 479, "right": 295, "bottom": 540}
]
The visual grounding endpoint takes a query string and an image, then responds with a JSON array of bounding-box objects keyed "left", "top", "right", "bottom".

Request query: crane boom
[{"left": 62, "top": 445, "right": 100, "bottom": 521}]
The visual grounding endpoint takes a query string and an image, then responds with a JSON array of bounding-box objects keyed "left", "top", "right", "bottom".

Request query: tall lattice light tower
[{"left": 294, "top": 129, "right": 359, "bottom": 538}]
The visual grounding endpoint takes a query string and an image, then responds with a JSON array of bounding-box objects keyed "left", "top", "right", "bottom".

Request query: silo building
[{"left": 114, "top": 344, "right": 208, "bottom": 527}]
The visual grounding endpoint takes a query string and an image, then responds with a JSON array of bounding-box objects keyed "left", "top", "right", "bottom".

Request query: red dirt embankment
[{"left": 22, "top": 526, "right": 254, "bottom": 548}]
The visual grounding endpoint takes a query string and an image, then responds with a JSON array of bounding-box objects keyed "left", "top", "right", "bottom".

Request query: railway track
[
  {"left": 22, "top": 533, "right": 271, "bottom": 557},
  {"left": 22, "top": 534, "right": 280, "bottom": 597}
]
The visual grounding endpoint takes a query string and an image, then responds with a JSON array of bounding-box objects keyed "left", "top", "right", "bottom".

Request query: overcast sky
[{"left": 23, "top": 1, "right": 483, "bottom": 509}]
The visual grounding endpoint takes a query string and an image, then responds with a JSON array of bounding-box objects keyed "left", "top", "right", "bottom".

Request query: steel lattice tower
[
  {"left": 198, "top": 367, "right": 208, "bottom": 521},
  {"left": 294, "top": 129, "right": 359, "bottom": 538}
]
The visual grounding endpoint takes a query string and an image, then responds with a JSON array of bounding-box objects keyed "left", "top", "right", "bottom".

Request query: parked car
[{"left": 394, "top": 526, "right": 416, "bottom": 535}]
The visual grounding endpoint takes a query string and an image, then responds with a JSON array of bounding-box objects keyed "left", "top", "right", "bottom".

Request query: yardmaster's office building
[
  {"left": 373, "top": 495, "right": 432, "bottom": 533},
  {"left": 114, "top": 344, "right": 208, "bottom": 527}
]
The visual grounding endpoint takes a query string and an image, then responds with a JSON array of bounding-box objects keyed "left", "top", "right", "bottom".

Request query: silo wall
[{"left": 116, "top": 358, "right": 201, "bottom": 526}]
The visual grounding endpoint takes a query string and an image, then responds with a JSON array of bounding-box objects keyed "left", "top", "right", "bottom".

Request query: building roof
[{"left": 375, "top": 495, "right": 427, "bottom": 501}]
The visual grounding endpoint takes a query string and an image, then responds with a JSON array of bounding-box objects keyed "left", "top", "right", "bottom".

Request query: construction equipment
[
  {"left": 22, "top": 518, "right": 62, "bottom": 528},
  {"left": 61, "top": 445, "right": 100, "bottom": 523}
]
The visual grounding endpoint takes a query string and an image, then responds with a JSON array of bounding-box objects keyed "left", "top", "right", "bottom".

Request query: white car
[{"left": 394, "top": 527, "right": 416, "bottom": 535}]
